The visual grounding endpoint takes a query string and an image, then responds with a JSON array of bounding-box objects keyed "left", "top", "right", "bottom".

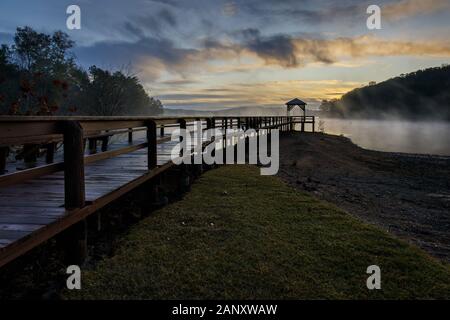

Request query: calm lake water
[{"left": 319, "top": 119, "right": 450, "bottom": 156}]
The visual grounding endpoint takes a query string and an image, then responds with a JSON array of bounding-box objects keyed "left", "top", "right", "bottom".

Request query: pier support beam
[{"left": 63, "top": 219, "right": 88, "bottom": 265}]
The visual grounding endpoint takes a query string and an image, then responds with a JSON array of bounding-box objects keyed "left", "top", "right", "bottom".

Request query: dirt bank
[{"left": 278, "top": 132, "right": 450, "bottom": 262}]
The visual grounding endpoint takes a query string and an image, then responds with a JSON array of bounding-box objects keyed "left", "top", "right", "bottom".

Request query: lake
[{"left": 318, "top": 119, "right": 450, "bottom": 156}]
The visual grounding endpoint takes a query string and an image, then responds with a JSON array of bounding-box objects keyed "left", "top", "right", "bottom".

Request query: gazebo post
[{"left": 285, "top": 98, "right": 307, "bottom": 133}]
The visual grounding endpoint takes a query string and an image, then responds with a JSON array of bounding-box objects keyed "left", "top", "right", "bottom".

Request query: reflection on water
[{"left": 321, "top": 118, "right": 450, "bottom": 156}]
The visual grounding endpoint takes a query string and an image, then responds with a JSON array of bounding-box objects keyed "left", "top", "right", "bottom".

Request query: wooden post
[
  {"left": 101, "top": 136, "right": 109, "bottom": 152},
  {"left": 210, "top": 118, "right": 216, "bottom": 165},
  {"left": 45, "top": 142, "right": 55, "bottom": 164},
  {"left": 206, "top": 118, "right": 212, "bottom": 130},
  {"left": 88, "top": 138, "right": 97, "bottom": 154},
  {"left": 223, "top": 118, "right": 228, "bottom": 164},
  {"left": 179, "top": 119, "right": 187, "bottom": 159},
  {"left": 256, "top": 117, "right": 260, "bottom": 164},
  {"left": 63, "top": 219, "right": 88, "bottom": 265},
  {"left": 23, "top": 144, "right": 37, "bottom": 168},
  {"left": 0, "top": 147, "right": 7, "bottom": 174},
  {"left": 160, "top": 125, "right": 165, "bottom": 137},
  {"left": 63, "top": 121, "right": 85, "bottom": 210},
  {"left": 146, "top": 120, "right": 157, "bottom": 170},
  {"left": 61, "top": 121, "right": 88, "bottom": 265},
  {"left": 128, "top": 128, "right": 133, "bottom": 143},
  {"left": 312, "top": 116, "right": 315, "bottom": 133}
]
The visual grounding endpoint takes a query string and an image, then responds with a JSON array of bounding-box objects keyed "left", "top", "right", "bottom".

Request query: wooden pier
[{"left": 0, "top": 115, "right": 314, "bottom": 267}]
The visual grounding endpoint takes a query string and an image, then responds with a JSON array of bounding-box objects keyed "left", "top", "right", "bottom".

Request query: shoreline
[{"left": 278, "top": 132, "right": 450, "bottom": 263}]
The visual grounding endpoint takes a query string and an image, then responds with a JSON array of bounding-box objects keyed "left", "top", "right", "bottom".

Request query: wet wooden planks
[{"left": 0, "top": 135, "right": 202, "bottom": 252}]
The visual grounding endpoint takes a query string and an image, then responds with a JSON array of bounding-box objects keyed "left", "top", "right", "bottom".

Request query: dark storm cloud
[
  {"left": 237, "top": 28, "right": 298, "bottom": 67},
  {"left": 71, "top": 0, "right": 450, "bottom": 80}
]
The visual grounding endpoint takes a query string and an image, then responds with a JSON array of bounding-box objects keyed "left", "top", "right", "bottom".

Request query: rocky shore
[{"left": 278, "top": 132, "right": 450, "bottom": 262}]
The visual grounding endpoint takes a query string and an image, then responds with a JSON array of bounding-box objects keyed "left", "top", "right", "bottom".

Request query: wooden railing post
[
  {"left": 101, "top": 136, "right": 109, "bottom": 152},
  {"left": 223, "top": 118, "right": 228, "bottom": 164},
  {"left": 63, "top": 121, "right": 85, "bottom": 210},
  {"left": 0, "top": 147, "right": 8, "bottom": 175},
  {"left": 23, "top": 144, "right": 37, "bottom": 168},
  {"left": 256, "top": 117, "right": 260, "bottom": 163},
  {"left": 179, "top": 119, "right": 187, "bottom": 158},
  {"left": 128, "top": 128, "right": 133, "bottom": 143},
  {"left": 88, "top": 138, "right": 97, "bottom": 154},
  {"left": 45, "top": 142, "right": 56, "bottom": 164},
  {"left": 160, "top": 125, "right": 165, "bottom": 137},
  {"left": 146, "top": 121, "right": 157, "bottom": 170}
]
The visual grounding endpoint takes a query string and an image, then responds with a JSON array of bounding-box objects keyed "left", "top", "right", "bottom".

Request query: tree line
[
  {"left": 320, "top": 65, "right": 450, "bottom": 121},
  {"left": 0, "top": 27, "right": 163, "bottom": 116}
]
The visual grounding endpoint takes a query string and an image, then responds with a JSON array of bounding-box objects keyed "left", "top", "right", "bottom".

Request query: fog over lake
[{"left": 320, "top": 119, "right": 450, "bottom": 156}]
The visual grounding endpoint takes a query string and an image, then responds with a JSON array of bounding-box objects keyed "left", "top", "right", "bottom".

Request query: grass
[{"left": 68, "top": 165, "right": 450, "bottom": 299}]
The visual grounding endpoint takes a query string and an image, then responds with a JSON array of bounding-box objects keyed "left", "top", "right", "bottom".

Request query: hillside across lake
[{"left": 320, "top": 65, "right": 450, "bottom": 121}]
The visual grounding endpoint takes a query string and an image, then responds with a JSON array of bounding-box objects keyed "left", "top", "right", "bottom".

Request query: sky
[{"left": 1, "top": 0, "right": 450, "bottom": 110}]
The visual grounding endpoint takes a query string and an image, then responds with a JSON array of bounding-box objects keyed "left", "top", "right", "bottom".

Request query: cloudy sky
[{"left": 1, "top": 0, "right": 450, "bottom": 110}]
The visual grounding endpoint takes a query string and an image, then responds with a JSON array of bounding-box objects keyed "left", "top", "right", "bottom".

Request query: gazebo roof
[{"left": 286, "top": 98, "right": 307, "bottom": 106}]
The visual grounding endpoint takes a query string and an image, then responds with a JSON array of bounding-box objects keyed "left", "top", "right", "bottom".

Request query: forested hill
[{"left": 320, "top": 65, "right": 450, "bottom": 121}]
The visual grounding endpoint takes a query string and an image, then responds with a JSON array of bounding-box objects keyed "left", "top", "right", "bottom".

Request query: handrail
[{"left": 0, "top": 116, "right": 315, "bottom": 195}]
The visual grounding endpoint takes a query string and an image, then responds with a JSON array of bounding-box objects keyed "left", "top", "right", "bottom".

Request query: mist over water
[{"left": 321, "top": 119, "right": 450, "bottom": 156}]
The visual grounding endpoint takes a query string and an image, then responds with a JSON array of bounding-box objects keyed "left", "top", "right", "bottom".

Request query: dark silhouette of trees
[
  {"left": 0, "top": 27, "right": 163, "bottom": 116},
  {"left": 320, "top": 65, "right": 450, "bottom": 121},
  {"left": 79, "top": 66, "right": 163, "bottom": 116}
]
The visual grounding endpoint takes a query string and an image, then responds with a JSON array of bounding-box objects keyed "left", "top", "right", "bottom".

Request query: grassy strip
[{"left": 69, "top": 165, "right": 450, "bottom": 299}]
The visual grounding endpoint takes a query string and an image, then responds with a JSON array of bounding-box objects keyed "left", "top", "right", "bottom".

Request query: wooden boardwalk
[{"left": 0, "top": 116, "right": 314, "bottom": 267}]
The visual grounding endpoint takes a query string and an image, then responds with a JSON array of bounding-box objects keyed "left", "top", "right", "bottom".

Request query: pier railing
[
  {"left": 0, "top": 116, "right": 315, "bottom": 207},
  {"left": 0, "top": 115, "right": 316, "bottom": 267}
]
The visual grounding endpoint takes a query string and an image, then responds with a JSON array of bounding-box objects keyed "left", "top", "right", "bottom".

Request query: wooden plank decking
[
  {"left": 0, "top": 136, "right": 189, "bottom": 264},
  {"left": 0, "top": 116, "right": 312, "bottom": 267}
]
